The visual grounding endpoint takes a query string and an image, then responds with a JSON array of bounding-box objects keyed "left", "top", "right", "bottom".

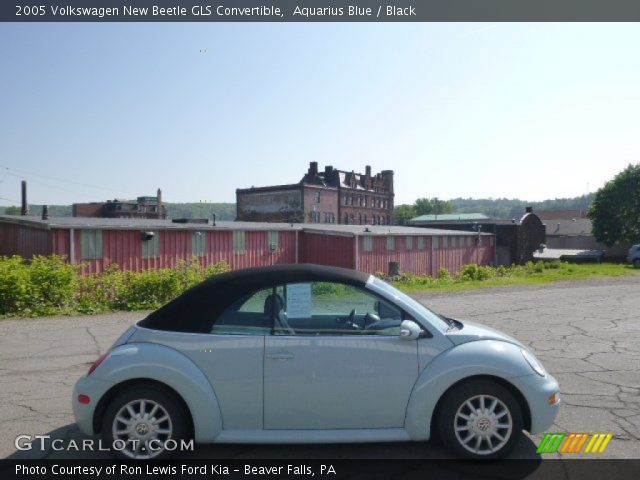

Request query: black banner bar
[
  {"left": 3, "top": 0, "right": 640, "bottom": 22},
  {"left": 2, "top": 459, "right": 640, "bottom": 480}
]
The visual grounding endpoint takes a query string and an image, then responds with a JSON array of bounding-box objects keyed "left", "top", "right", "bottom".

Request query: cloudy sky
[{"left": 1, "top": 22, "right": 639, "bottom": 206}]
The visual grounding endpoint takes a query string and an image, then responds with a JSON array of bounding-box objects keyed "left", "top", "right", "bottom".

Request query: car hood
[{"left": 444, "top": 318, "right": 524, "bottom": 348}]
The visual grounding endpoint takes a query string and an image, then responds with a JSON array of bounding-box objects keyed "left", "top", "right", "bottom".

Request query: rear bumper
[{"left": 511, "top": 373, "right": 561, "bottom": 434}]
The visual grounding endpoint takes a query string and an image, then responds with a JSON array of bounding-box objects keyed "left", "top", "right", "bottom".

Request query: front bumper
[
  {"left": 72, "top": 375, "right": 113, "bottom": 436},
  {"left": 511, "top": 373, "right": 561, "bottom": 434}
]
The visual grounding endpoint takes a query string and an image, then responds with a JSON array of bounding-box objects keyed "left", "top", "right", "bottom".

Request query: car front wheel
[
  {"left": 634, "top": 259, "right": 640, "bottom": 269},
  {"left": 102, "top": 384, "right": 189, "bottom": 460},
  {"left": 438, "top": 379, "right": 523, "bottom": 459}
]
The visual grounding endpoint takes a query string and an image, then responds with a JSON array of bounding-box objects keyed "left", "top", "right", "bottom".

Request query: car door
[
  {"left": 173, "top": 287, "right": 272, "bottom": 431},
  {"left": 264, "top": 282, "right": 419, "bottom": 430}
]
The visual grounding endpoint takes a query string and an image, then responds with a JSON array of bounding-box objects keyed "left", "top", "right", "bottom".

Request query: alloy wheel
[
  {"left": 453, "top": 394, "right": 513, "bottom": 455},
  {"left": 111, "top": 398, "right": 173, "bottom": 459}
]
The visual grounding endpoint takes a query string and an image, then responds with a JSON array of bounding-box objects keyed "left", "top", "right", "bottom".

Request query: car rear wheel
[
  {"left": 102, "top": 384, "right": 189, "bottom": 460},
  {"left": 438, "top": 380, "right": 523, "bottom": 459}
]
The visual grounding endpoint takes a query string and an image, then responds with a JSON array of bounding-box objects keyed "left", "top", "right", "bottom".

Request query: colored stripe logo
[{"left": 537, "top": 433, "right": 613, "bottom": 454}]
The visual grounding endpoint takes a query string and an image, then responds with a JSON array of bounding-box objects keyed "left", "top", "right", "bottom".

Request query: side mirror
[{"left": 399, "top": 320, "right": 422, "bottom": 340}]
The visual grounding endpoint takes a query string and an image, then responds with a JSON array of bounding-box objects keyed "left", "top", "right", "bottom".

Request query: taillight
[{"left": 88, "top": 352, "right": 108, "bottom": 375}]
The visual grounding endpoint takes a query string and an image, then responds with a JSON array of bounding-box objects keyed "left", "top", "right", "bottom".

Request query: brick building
[
  {"left": 73, "top": 189, "right": 167, "bottom": 219},
  {"left": 236, "top": 162, "right": 394, "bottom": 225}
]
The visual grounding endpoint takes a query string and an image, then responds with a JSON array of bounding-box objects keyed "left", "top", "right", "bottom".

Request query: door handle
[{"left": 266, "top": 353, "right": 294, "bottom": 360}]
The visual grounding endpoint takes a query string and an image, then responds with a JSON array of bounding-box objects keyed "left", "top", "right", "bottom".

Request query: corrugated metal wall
[
  {"left": 358, "top": 235, "right": 432, "bottom": 275},
  {"left": 300, "top": 232, "right": 355, "bottom": 269},
  {"left": 50, "top": 228, "right": 296, "bottom": 274},
  {"left": 0, "top": 223, "right": 51, "bottom": 258},
  {"left": 203, "top": 230, "right": 297, "bottom": 270},
  {"left": 5, "top": 222, "right": 494, "bottom": 276}
]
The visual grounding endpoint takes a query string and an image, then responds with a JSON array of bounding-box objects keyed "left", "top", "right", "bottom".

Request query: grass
[{"left": 390, "top": 262, "right": 639, "bottom": 294}]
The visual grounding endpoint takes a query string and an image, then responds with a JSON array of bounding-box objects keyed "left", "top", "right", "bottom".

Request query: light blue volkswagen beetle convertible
[{"left": 73, "top": 264, "right": 560, "bottom": 460}]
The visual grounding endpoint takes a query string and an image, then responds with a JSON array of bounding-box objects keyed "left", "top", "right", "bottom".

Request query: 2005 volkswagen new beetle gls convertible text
[{"left": 73, "top": 264, "right": 560, "bottom": 460}]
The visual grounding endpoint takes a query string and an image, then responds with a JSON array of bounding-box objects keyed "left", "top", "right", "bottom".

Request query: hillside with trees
[
  {"left": 0, "top": 203, "right": 236, "bottom": 220},
  {"left": 394, "top": 194, "right": 594, "bottom": 225}
]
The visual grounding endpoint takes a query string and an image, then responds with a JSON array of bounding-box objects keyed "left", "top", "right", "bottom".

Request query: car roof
[{"left": 139, "top": 264, "right": 371, "bottom": 333}]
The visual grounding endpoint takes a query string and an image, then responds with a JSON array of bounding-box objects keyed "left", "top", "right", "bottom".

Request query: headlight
[{"left": 521, "top": 349, "right": 546, "bottom": 376}]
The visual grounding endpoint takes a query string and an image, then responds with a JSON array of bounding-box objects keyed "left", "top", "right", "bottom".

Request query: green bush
[
  {"left": 438, "top": 267, "right": 450, "bottom": 279},
  {"left": 0, "top": 255, "right": 230, "bottom": 317},
  {"left": 461, "top": 264, "right": 495, "bottom": 281},
  {"left": 0, "top": 255, "right": 77, "bottom": 316}
]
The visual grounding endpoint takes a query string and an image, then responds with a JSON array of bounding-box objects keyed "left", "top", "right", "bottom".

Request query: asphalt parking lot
[{"left": 1, "top": 276, "right": 639, "bottom": 460}]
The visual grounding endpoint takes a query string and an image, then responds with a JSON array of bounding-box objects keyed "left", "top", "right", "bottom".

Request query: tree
[
  {"left": 394, "top": 204, "right": 416, "bottom": 225},
  {"left": 413, "top": 197, "right": 454, "bottom": 216},
  {"left": 588, "top": 163, "right": 640, "bottom": 246},
  {"left": 3, "top": 206, "right": 20, "bottom": 215}
]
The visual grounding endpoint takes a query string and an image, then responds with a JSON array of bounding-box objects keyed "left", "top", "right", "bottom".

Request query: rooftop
[
  {"left": 409, "top": 213, "right": 490, "bottom": 223},
  {"left": 0, "top": 215, "right": 490, "bottom": 237},
  {"left": 544, "top": 218, "right": 593, "bottom": 236}
]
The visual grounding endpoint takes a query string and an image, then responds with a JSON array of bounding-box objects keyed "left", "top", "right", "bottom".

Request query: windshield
[{"left": 371, "top": 277, "right": 450, "bottom": 330}]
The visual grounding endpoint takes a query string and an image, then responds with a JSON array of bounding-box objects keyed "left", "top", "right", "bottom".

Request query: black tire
[
  {"left": 633, "top": 259, "right": 640, "bottom": 269},
  {"left": 437, "top": 379, "right": 523, "bottom": 460},
  {"left": 102, "top": 383, "right": 189, "bottom": 460}
]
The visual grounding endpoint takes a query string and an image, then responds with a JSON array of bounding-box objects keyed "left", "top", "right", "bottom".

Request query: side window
[
  {"left": 276, "top": 282, "right": 404, "bottom": 336},
  {"left": 192, "top": 231, "right": 206, "bottom": 256},
  {"left": 81, "top": 229, "right": 103, "bottom": 260},
  {"left": 211, "top": 288, "right": 274, "bottom": 335},
  {"left": 363, "top": 235, "right": 373, "bottom": 252},
  {"left": 386, "top": 236, "right": 395, "bottom": 251},
  {"left": 142, "top": 231, "right": 160, "bottom": 259},
  {"left": 233, "top": 231, "right": 246, "bottom": 253}
]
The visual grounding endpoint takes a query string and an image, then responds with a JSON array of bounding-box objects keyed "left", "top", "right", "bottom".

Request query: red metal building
[{"left": 0, "top": 216, "right": 494, "bottom": 276}]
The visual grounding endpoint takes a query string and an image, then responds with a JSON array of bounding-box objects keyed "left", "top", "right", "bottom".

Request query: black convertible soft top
[{"left": 138, "top": 264, "right": 371, "bottom": 333}]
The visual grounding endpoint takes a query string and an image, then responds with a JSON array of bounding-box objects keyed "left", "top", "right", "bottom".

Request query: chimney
[
  {"left": 157, "top": 188, "right": 163, "bottom": 218},
  {"left": 42, "top": 205, "right": 49, "bottom": 220},
  {"left": 324, "top": 165, "right": 333, "bottom": 175},
  {"left": 308, "top": 162, "right": 318, "bottom": 176},
  {"left": 381, "top": 170, "right": 394, "bottom": 194},
  {"left": 365, "top": 165, "right": 372, "bottom": 189},
  {"left": 525, "top": 206, "right": 533, "bottom": 213},
  {"left": 21, "top": 180, "right": 29, "bottom": 216}
]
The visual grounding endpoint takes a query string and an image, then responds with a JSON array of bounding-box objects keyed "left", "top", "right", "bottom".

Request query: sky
[{"left": 1, "top": 22, "right": 639, "bottom": 206}]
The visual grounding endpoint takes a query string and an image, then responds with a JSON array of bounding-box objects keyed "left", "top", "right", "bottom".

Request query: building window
[
  {"left": 364, "top": 235, "right": 373, "bottom": 252},
  {"left": 433, "top": 237, "right": 439, "bottom": 249},
  {"left": 268, "top": 230, "right": 279, "bottom": 250},
  {"left": 386, "top": 236, "right": 395, "bottom": 251},
  {"left": 349, "top": 213, "right": 354, "bottom": 224},
  {"left": 363, "top": 214, "right": 367, "bottom": 224},
  {"left": 192, "top": 232, "right": 206, "bottom": 257},
  {"left": 314, "top": 192, "right": 321, "bottom": 203},
  {"left": 417, "top": 236, "right": 425, "bottom": 250},
  {"left": 343, "top": 195, "right": 348, "bottom": 206},
  {"left": 233, "top": 231, "right": 246, "bottom": 253},
  {"left": 406, "top": 236, "right": 413, "bottom": 250},
  {"left": 344, "top": 213, "right": 349, "bottom": 224},
  {"left": 363, "top": 196, "right": 367, "bottom": 207},
  {"left": 142, "top": 231, "right": 160, "bottom": 259},
  {"left": 80, "top": 230, "right": 103, "bottom": 260}
]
